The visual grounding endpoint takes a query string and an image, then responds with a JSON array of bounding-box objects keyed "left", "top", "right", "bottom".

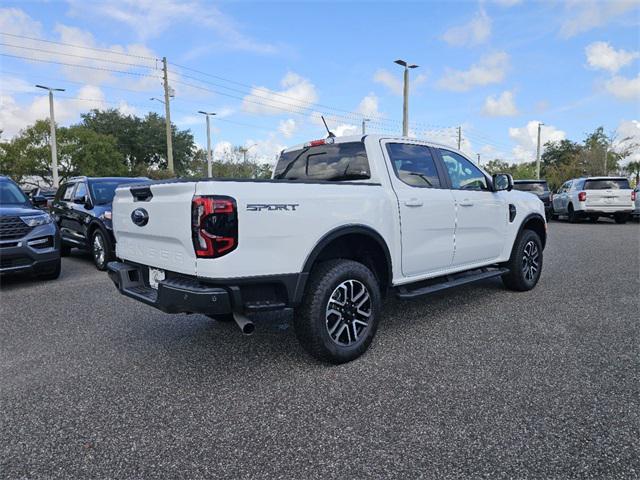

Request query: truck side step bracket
[{"left": 395, "top": 267, "right": 509, "bottom": 299}]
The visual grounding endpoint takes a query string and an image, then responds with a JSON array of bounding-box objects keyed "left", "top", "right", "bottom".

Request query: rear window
[
  {"left": 584, "top": 179, "right": 630, "bottom": 190},
  {"left": 89, "top": 179, "right": 144, "bottom": 205},
  {"left": 514, "top": 182, "right": 548, "bottom": 194},
  {"left": 274, "top": 142, "right": 370, "bottom": 181}
]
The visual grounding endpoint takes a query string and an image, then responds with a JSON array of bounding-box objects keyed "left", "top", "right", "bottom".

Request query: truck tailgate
[{"left": 113, "top": 182, "right": 197, "bottom": 275}]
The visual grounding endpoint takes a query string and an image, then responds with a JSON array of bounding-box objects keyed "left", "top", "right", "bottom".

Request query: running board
[{"left": 395, "top": 267, "right": 509, "bottom": 299}]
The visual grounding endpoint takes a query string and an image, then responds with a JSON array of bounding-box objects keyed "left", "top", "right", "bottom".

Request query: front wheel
[
  {"left": 502, "top": 230, "right": 543, "bottom": 292},
  {"left": 91, "top": 229, "right": 113, "bottom": 271},
  {"left": 294, "top": 259, "right": 381, "bottom": 364}
]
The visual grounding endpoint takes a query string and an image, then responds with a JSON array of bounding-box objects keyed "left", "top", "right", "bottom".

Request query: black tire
[
  {"left": 589, "top": 215, "right": 599, "bottom": 223},
  {"left": 614, "top": 213, "right": 628, "bottom": 224},
  {"left": 567, "top": 204, "right": 579, "bottom": 223},
  {"left": 91, "top": 229, "right": 113, "bottom": 271},
  {"left": 207, "top": 313, "right": 234, "bottom": 322},
  {"left": 294, "top": 259, "right": 381, "bottom": 364},
  {"left": 501, "top": 229, "right": 543, "bottom": 292},
  {"left": 37, "top": 259, "right": 61, "bottom": 280},
  {"left": 60, "top": 243, "right": 72, "bottom": 256}
]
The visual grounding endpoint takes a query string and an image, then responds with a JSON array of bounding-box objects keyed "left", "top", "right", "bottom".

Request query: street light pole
[
  {"left": 536, "top": 122, "right": 544, "bottom": 180},
  {"left": 198, "top": 111, "right": 216, "bottom": 177},
  {"left": 162, "top": 57, "right": 174, "bottom": 175},
  {"left": 36, "top": 85, "right": 65, "bottom": 187},
  {"left": 362, "top": 118, "right": 370, "bottom": 135},
  {"left": 240, "top": 144, "right": 257, "bottom": 162},
  {"left": 394, "top": 59, "right": 419, "bottom": 137}
]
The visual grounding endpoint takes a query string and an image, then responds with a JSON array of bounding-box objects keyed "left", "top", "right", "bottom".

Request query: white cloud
[
  {"left": 483, "top": 90, "right": 518, "bottom": 116},
  {"left": 509, "top": 120, "right": 566, "bottom": 163},
  {"left": 442, "top": 9, "right": 491, "bottom": 47},
  {"left": 493, "top": 0, "right": 522, "bottom": 6},
  {"left": 604, "top": 74, "right": 640, "bottom": 101},
  {"left": 65, "top": 0, "right": 278, "bottom": 53},
  {"left": 242, "top": 72, "right": 318, "bottom": 115},
  {"left": 278, "top": 118, "right": 297, "bottom": 137},
  {"left": 614, "top": 119, "right": 640, "bottom": 164},
  {"left": 438, "top": 52, "right": 510, "bottom": 92},
  {"left": 560, "top": 0, "right": 639, "bottom": 38},
  {"left": 373, "top": 69, "right": 427, "bottom": 95},
  {"left": 357, "top": 93, "right": 381, "bottom": 118},
  {"left": 586, "top": 41, "right": 639, "bottom": 73}
]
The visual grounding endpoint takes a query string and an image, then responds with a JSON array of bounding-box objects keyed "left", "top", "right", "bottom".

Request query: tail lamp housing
[
  {"left": 632, "top": 191, "right": 636, "bottom": 202},
  {"left": 578, "top": 191, "right": 587, "bottom": 202},
  {"left": 191, "top": 195, "right": 238, "bottom": 258}
]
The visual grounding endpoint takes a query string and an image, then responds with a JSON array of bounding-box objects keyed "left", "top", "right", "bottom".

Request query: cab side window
[
  {"left": 386, "top": 143, "right": 441, "bottom": 188},
  {"left": 61, "top": 183, "right": 76, "bottom": 201},
  {"left": 439, "top": 149, "right": 488, "bottom": 191},
  {"left": 74, "top": 182, "right": 88, "bottom": 200}
]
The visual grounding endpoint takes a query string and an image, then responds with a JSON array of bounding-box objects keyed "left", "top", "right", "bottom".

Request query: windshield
[
  {"left": 0, "top": 180, "right": 30, "bottom": 206},
  {"left": 274, "top": 142, "right": 370, "bottom": 181},
  {"left": 584, "top": 179, "right": 630, "bottom": 190},
  {"left": 514, "top": 182, "right": 548, "bottom": 194},
  {"left": 89, "top": 179, "right": 143, "bottom": 205}
]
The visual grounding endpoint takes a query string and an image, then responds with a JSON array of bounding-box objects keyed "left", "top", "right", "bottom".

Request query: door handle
[
  {"left": 404, "top": 198, "right": 423, "bottom": 207},
  {"left": 459, "top": 199, "right": 474, "bottom": 207}
]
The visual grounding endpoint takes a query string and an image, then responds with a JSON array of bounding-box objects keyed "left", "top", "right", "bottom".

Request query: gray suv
[{"left": 0, "top": 176, "right": 61, "bottom": 279}]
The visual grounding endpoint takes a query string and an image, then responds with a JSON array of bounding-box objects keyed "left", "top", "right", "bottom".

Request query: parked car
[
  {"left": 0, "top": 176, "right": 61, "bottom": 279},
  {"left": 513, "top": 179, "right": 551, "bottom": 219},
  {"left": 27, "top": 187, "right": 57, "bottom": 210},
  {"left": 634, "top": 186, "right": 640, "bottom": 222},
  {"left": 551, "top": 176, "right": 635, "bottom": 223},
  {"left": 106, "top": 135, "right": 547, "bottom": 364},
  {"left": 51, "top": 176, "right": 149, "bottom": 270}
]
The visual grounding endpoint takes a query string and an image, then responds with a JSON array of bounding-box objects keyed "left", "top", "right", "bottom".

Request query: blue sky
[{"left": 1, "top": 0, "right": 639, "bottom": 164}]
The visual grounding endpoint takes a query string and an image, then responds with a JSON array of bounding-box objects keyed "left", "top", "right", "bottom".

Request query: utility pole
[
  {"left": 394, "top": 59, "right": 419, "bottom": 137},
  {"left": 362, "top": 118, "right": 370, "bottom": 135},
  {"left": 36, "top": 85, "right": 65, "bottom": 188},
  {"left": 477, "top": 153, "right": 481, "bottom": 166},
  {"left": 162, "top": 57, "right": 174, "bottom": 174},
  {"left": 604, "top": 144, "right": 608, "bottom": 176},
  {"left": 457, "top": 126, "right": 462, "bottom": 150},
  {"left": 198, "top": 111, "right": 216, "bottom": 177},
  {"left": 536, "top": 122, "right": 544, "bottom": 180}
]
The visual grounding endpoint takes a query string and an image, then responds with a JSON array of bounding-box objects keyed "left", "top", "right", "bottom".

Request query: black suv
[
  {"left": 513, "top": 179, "right": 552, "bottom": 219},
  {"left": 52, "top": 176, "right": 148, "bottom": 270},
  {"left": 0, "top": 176, "right": 61, "bottom": 280}
]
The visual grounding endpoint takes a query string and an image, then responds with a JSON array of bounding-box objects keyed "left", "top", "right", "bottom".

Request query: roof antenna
[{"left": 321, "top": 115, "right": 336, "bottom": 138}]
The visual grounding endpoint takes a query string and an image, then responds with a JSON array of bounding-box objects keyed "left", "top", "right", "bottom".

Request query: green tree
[
  {"left": 626, "top": 161, "right": 640, "bottom": 186},
  {"left": 58, "top": 126, "right": 126, "bottom": 179},
  {"left": 0, "top": 120, "right": 56, "bottom": 185},
  {"left": 484, "top": 159, "right": 510, "bottom": 175}
]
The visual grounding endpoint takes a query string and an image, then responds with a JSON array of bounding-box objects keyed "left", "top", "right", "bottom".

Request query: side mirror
[
  {"left": 492, "top": 173, "right": 513, "bottom": 192},
  {"left": 73, "top": 196, "right": 86, "bottom": 205},
  {"left": 32, "top": 195, "right": 48, "bottom": 208}
]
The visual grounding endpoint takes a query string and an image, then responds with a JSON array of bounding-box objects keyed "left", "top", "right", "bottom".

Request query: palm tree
[{"left": 626, "top": 161, "right": 640, "bottom": 186}]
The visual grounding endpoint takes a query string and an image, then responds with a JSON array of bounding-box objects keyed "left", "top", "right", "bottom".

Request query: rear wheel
[
  {"left": 502, "top": 229, "right": 543, "bottom": 292},
  {"left": 589, "top": 215, "right": 599, "bottom": 223},
  {"left": 567, "top": 204, "right": 579, "bottom": 223},
  {"left": 614, "top": 213, "right": 629, "bottom": 224},
  {"left": 91, "top": 229, "right": 113, "bottom": 271},
  {"left": 294, "top": 259, "right": 381, "bottom": 364}
]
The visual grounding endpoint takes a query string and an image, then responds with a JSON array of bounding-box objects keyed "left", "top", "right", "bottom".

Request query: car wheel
[
  {"left": 60, "top": 244, "right": 72, "bottom": 256},
  {"left": 614, "top": 213, "right": 628, "bottom": 224},
  {"left": 91, "top": 229, "right": 113, "bottom": 271},
  {"left": 206, "top": 313, "right": 234, "bottom": 322},
  {"left": 567, "top": 204, "right": 578, "bottom": 223},
  {"left": 295, "top": 259, "right": 381, "bottom": 364},
  {"left": 589, "top": 215, "right": 599, "bottom": 223},
  {"left": 502, "top": 229, "right": 543, "bottom": 292},
  {"left": 38, "top": 259, "right": 61, "bottom": 280}
]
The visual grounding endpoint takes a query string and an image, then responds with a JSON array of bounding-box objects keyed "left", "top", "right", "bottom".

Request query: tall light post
[
  {"left": 362, "top": 118, "right": 370, "bottom": 135},
  {"left": 198, "top": 111, "right": 216, "bottom": 177},
  {"left": 536, "top": 122, "right": 545, "bottom": 179},
  {"left": 239, "top": 144, "right": 257, "bottom": 162},
  {"left": 36, "top": 85, "right": 65, "bottom": 187},
  {"left": 394, "top": 59, "right": 419, "bottom": 137}
]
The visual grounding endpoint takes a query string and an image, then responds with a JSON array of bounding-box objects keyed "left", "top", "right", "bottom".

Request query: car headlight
[
  {"left": 20, "top": 213, "right": 52, "bottom": 227},
  {"left": 100, "top": 211, "right": 113, "bottom": 221}
]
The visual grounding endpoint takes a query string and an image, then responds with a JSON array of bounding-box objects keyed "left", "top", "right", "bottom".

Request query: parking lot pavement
[{"left": 1, "top": 221, "right": 638, "bottom": 479}]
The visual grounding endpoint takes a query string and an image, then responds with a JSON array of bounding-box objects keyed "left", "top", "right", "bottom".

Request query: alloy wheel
[
  {"left": 93, "top": 233, "right": 105, "bottom": 268},
  {"left": 521, "top": 240, "right": 539, "bottom": 282},
  {"left": 325, "top": 279, "right": 371, "bottom": 346}
]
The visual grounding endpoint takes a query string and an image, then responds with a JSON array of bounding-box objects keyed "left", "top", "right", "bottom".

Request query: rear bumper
[
  {"left": 107, "top": 261, "right": 306, "bottom": 315},
  {"left": 577, "top": 208, "right": 633, "bottom": 216}
]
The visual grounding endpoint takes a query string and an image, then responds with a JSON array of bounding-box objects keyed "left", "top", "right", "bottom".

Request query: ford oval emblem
[{"left": 131, "top": 208, "right": 149, "bottom": 227}]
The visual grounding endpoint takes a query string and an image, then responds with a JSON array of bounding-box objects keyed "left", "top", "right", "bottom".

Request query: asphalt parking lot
[{"left": 1, "top": 220, "right": 638, "bottom": 479}]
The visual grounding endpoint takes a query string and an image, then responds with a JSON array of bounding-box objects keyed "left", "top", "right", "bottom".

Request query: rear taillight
[
  {"left": 578, "top": 191, "right": 587, "bottom": 202},
  {"left": 632, "top": 191, "right": 636, "bottom": 202},
  {"left": 191, "top": 195, "right": 238, "bottom": 258}
]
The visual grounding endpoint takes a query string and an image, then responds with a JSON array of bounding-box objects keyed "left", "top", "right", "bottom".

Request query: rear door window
[
  {"left": 584, "top": 179, "right": 630, "bottom": 190},
  {"left": 386, "top": 143, "right": 441, "bottom": 188},
  {"left": 274, "top": 142, "right": 370, "bottom": 181}
]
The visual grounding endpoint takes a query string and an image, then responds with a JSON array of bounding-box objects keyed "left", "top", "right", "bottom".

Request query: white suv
[{"left": 551, "top": 176, "right": 635, "bottom": 224}]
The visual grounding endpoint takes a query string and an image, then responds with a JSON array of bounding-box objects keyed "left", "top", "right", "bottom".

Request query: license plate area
[{"left": 148, "top": 267, "right": 165, "bottom": 290}]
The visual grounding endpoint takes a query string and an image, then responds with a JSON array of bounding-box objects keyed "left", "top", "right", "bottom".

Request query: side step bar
[{"left": 395, "top": 267, "right": 509, "bottom": 299}]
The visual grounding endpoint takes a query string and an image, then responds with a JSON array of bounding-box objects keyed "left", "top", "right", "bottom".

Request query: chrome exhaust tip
[{"left": 233, "top": 312, "right": 255, "bottom": 336}]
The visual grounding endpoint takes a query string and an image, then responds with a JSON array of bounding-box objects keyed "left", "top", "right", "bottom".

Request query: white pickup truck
[{"left": 107, "top": 135, "right": 547, "bottom": 363}]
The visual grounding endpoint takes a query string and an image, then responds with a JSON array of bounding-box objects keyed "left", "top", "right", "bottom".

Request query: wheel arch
[
  {"left": 517, "top": 213, "right": 547, "bottom": 249},
  {"left": 301, "top": 225, "right": 393, "bottom": 293}
]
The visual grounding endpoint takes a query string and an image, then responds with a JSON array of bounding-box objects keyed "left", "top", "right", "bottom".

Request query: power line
[
  {"left": 0, "top": 43, "right": 158, "bottom": 69},
  {"left": 0, "top": 32, "right": 158, "bottom": 61}
]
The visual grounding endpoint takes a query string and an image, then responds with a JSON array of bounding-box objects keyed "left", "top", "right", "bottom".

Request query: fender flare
[{"left": 515, "top": 213, "right": 547, "bottom": 249}]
